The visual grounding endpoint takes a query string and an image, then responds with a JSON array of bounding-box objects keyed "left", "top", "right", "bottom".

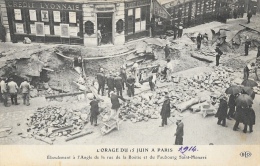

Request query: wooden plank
[
  {"left": 65, "top": 131, "right": 93, "bottom": 142},
  {"left": 239, "top": 24, "right": 260, "bottom": 33},
  {"left": 45, "top": 91, "right": 85, "bottom": 99}
]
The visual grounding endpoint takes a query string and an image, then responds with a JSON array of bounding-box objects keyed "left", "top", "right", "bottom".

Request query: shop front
[
  {"left": 83, "top": 1, "right": 125, "bottom": 46},
  {"left": 124, "top": 0, "right": 151, "bottom": 42},
  {"left": 5, "top": 0, "right": 84, "bottom": 44}
]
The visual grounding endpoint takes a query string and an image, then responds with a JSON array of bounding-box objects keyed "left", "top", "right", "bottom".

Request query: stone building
[{"left": 0, "top": 0, "right": 158, "bottom": 46}]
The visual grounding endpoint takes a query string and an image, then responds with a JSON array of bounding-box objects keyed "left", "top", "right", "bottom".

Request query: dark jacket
[
  {"left": 215, "top": 99, "right": 228, "bottom": 119},
  {"left": 126, "top": 76, "right": 135, "bottom": 88},
  {"left": 247, "top": 12, "right": 252, "bottom": 18},
  {"left": 245, "top": 41, "right": 251, "bottom": 48},
  {"left": 120, "top": 68, "right": 127, "bottom": 81},
  {"left": 234, "top": 106, "right": 245, "bottom": 122},
  {"left": 243, "top": 107, "right": 255, "bottom": 125},
  {"left": 228, "top": 95, "right": 236, "bottom": 108},
  {"left": 107, "top": 75, "right": 115, "bottom": 89},
  {"left": 160, "top": 99, "right": 171, "bottom": 118},
  {"left": 176, "top": 122, "right": 184, "bottom": 137},
  {"left": 111, "top": 93, "right": 125, "bottom": 110},
  {"left": 96, "top": 72, "right": 105, "bottom": 85},
  {"left": 114, "top": 76, "right": 123, "bottom": 89},
  {"left": 90, "top": 100, "right": 100, "bottom": 117},
  {"left": 196, "top": 35, "right": 203, "bottom": 43},
  {"left": 74, "top": 57, "right": 82, "bottom": 67},
  {"left": 215, "top": 47, "right": 223, "bottom": 56}
]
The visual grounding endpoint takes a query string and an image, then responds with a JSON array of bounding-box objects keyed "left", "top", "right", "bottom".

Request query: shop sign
[
  {"left": 69, "top": 12, "right": 76, "bottom": 23},
  {"left": 125, "top": 0, "right": 150, "bottom": 9},
  {"left": 29, "top": 10, "right": 37, "bottom": 21},
  {"left": 53, "top": 11, "right": 61, "bottom": 22},
  {"left": 41, "top": 10, "right": 49, "bottom": 22},
  {"left": 60, "top": 24, "right": 70, "bottom": 38},
  {"left": 6, "top": 1, "right": 82, "bottom": 11},
  {"left": 30, "top": 24, "right": 36, "bottom": 34},
  {"left": 54, "top": 26, "right": 61, "bottom": 35},
  {"left": 44, "top": 25, "right": 50, "bottom": 35},
  {"left": 35, "top": 22, "right": 45, "bottom": 36},
  {"left": 14, "top": 9, "right": 22, "bottom": 20},
  {"left": 15, "top": 23, "right": 24, "bottom": 33}
]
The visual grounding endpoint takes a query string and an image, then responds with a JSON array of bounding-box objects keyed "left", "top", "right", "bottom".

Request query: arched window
[
  {"left": 116, "top": 19, "right": 124, "bottom": 34},
  {"left": 85, "top": 21, "right": 94, "bottom": 35}
]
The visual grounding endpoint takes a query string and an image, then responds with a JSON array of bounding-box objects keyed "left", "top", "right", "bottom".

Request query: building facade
[{"left": 0, "top": 0, "right": 155, "bottom": 46}]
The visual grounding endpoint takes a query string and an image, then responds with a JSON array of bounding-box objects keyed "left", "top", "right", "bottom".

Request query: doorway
[{"left": 97, "top": 13, "right": 113, "bottom": 45}]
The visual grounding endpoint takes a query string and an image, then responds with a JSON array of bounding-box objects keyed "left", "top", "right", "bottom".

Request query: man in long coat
[
  {"left": 114, "top": 72, "right": 123, "bottom": 96},
  {"left": 90, "top": 98, "right": 100, "bottom": 126},
  {"left": 227, "top": 94, "right": 236, "bottom": 119},
  {"left": 215, "top": 95, "right": 228, "bottom": 127},
  {"left": 126, "top": 73, "right": 135, "bottom": 97},
  {"left": 174, "top": 117, "right": 184, "bottom": 145},
  {"left": 245, "top": 37, "right": 251, "bottom": 56},
  {"left": 243, "top": 105, "right": 255, "bottom": 133},
  {"left": 215, "top": 44, "right": 223, "bottom": 66},
  {"left": 233, "top": 106, "right": 245, "bottom": 131},
  {"left": 106, "top": 72, "right": 115, "bottom": 97},
  {"left": 96, "top": 68, "right": 105, "bottom": 96},
  {"left": 119, "top": 65, "right": 127, "bottom": 90},
  {"left": 247, "top": 10, "right": 252, "bottom": 23},
  {"left": 243, "top": 64, "right": 250, "bottom": 80},
  {"left": 159, "top": 95, "right": 171, "bottom": 127},
  {"left": 196, "top": 33, "right": 203, "bottom": 50}
]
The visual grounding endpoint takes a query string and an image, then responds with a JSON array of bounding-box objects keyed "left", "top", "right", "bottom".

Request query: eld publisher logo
[{"left": 240, "top": 151, "right": 252, "bottom": 158}]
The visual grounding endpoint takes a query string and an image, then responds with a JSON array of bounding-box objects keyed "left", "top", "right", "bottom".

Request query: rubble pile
[
  {"left": 196, "top": 46, "right": 216, "bottom": 57},
  {"left": 26, "top": 106, "right": 90, "bottom": 143},
  {"left": 118, "top": 66, "right": 240, "bottom": 120},
  {"left": 223, "top": 58, "right": 246, "bottom": 69}
]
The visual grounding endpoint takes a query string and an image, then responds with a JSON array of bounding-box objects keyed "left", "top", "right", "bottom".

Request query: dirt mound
[{"left": 222, "top": 58, "right": 246, "bottom": 69}]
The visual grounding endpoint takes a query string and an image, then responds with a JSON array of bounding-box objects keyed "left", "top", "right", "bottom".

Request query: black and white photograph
[{"left": 0, "top": 0, "right": 260, "bottom": 165}]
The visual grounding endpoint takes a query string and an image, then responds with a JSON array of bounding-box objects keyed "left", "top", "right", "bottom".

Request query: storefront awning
[{"left": 152, "top": 0, "right": 171, "bottom": 20}]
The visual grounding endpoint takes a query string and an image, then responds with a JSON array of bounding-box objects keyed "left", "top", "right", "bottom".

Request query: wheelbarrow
[
  {"left": 100, "top": 118, "right": 119, "bottom": 135},
  {"left": 200, "top": 104, "right": 216, "bottom": 118}
]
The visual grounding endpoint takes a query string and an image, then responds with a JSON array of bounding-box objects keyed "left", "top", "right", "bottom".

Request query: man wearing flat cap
[
  {"left": 160, "top": 94, "right": 171, "bottom": 127},
  {"left": 174, "top": 116, "right": 184, "bottom": 145}
]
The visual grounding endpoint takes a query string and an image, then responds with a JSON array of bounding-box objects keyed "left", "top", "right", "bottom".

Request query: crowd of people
[
  {"left": 0, "top": 77, "right": 31, "bottom": 107},
  {"left": 215, "top": 93, "right": 256, "bottom": 134}
]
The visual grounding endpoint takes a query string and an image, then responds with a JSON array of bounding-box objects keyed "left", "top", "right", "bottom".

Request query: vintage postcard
[{"left": 0, "top": 0, "right": 259, "bottom": 165}]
